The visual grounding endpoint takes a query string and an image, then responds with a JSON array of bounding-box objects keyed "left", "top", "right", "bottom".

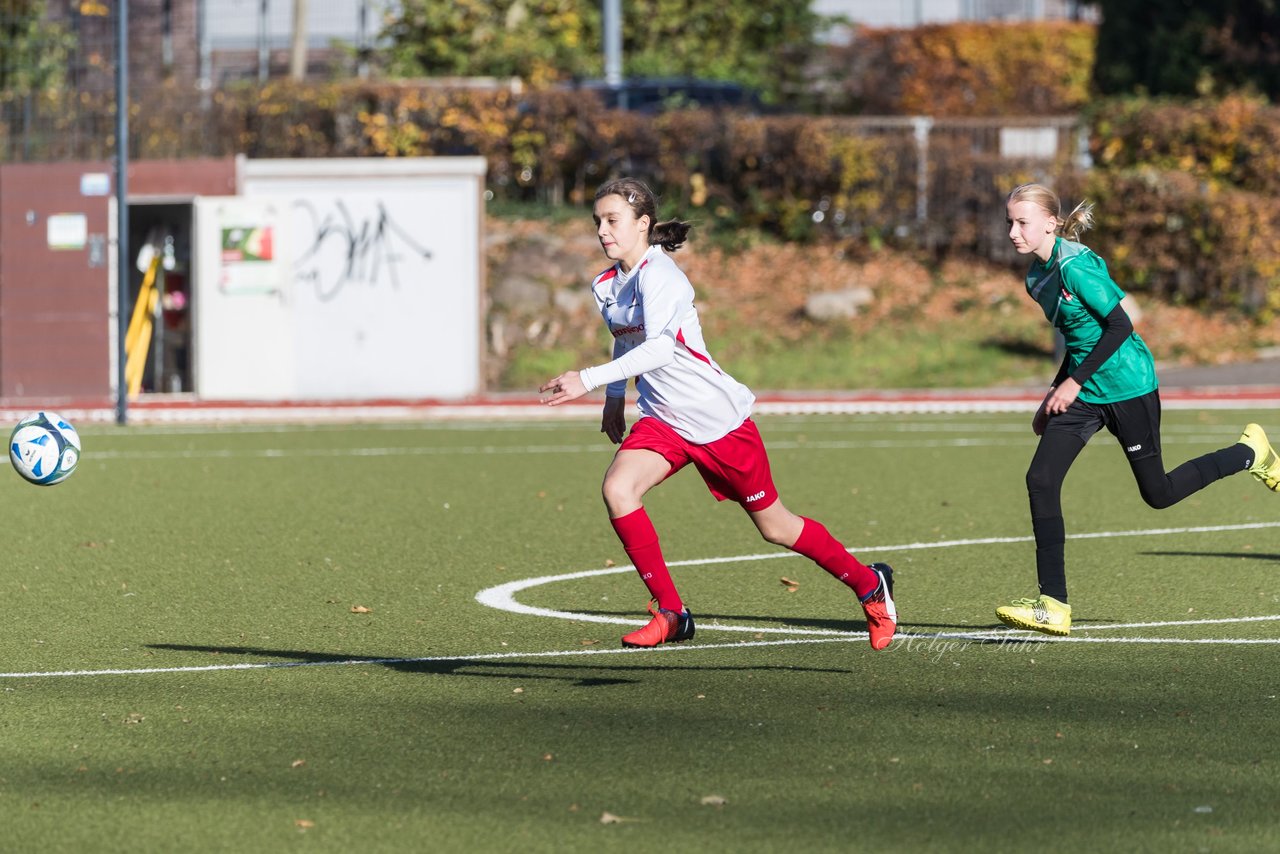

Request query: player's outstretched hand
[{"left": 539, "top": 371, "right": 588, "bottom": 406}]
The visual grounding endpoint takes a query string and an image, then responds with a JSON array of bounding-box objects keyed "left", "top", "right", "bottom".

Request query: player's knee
[
  {"left": 1025, "top": 465, "right": 1055, "bottom": 499},
  {"left": 1139, "top": 487, "right": 1175, "bottom": 510},
  {"left": 758, "top": 524, "right": 791, "bottom": 547},
  {"left": 601, "top": 475, "right": 639, "bottom": 512}
]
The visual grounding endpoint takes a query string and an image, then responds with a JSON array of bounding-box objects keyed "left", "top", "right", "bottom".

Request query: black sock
[{"left": 1033, "top": 515, "right": 1067, "bottom": 603}]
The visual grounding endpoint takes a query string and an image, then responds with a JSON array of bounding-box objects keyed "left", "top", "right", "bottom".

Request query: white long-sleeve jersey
[{"left": 578, "top": 245, "right": 755, "bottom": 444}]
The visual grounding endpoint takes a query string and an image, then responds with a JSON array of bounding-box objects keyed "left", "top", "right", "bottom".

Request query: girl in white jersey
[{"left": 540, "top": 177, "right": 897, "bottom": 650}]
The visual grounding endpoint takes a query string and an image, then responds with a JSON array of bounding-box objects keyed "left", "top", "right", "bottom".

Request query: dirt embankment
[{"left": 484, "top": 216, "right": 1277, "bottom": 390}]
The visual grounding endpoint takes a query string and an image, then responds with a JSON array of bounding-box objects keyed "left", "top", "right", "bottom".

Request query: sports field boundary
[{"left": 2, "top": 384, "right": 1278, "bottom": 425}]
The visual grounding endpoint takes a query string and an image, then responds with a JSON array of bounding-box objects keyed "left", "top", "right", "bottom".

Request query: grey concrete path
[{"left": 1156, "top": 356, "right": 1278, "bottom": 389}]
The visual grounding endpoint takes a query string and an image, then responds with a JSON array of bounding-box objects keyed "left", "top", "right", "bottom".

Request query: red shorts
[{"left": 620, "top": 416, "right": 779, "bottom": 511}]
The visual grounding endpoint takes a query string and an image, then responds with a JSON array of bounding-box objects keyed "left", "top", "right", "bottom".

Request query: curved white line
[
  {"left": 476, "top": 521, "right": 1280, "bottom": 631},
  {"left": 6, "top": 523, "right": 1278, "bottom": 680}
]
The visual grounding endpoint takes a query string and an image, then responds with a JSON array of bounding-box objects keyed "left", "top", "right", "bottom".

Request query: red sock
[
  {"left": 791, "top": 517, "right": 878, "bottom": 599},
  {"left": 610, "top": 508, "right": 684, "bottom": 613}
]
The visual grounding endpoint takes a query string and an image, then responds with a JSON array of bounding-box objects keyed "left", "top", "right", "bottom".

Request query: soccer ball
[{"left": 9, "top": 411, "right": 81, "bottom": 486}]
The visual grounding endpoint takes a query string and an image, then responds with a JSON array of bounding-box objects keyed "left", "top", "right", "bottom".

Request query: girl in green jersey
[{"left": 997, "top": 183, "right": 1279, "bottom": 636}]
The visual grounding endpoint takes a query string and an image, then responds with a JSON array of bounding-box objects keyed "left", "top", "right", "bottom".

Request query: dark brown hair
[{"left": 594, "top": 177, "right": 692, "bottom": 252}]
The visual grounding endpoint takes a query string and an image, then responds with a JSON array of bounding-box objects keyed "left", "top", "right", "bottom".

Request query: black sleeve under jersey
[
  {"left": 1061, "top": 302, "right": 1133, "bottom": 388},
  {"left": 1052, "top": 356, "right": 1069, "bottom": 388}
]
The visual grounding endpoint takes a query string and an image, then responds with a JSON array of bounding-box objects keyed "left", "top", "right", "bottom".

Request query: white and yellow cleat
[
  {"left": 1239, "top": 423, "right": 1280, "bottom": 492},
  {"left": 996, "top": 594, "right": 1071, "bottom": 636}
]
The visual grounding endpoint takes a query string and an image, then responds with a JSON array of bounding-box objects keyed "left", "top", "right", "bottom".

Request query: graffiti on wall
[{"left": 291, "top": 198, "right": 435, "bottom": 302}]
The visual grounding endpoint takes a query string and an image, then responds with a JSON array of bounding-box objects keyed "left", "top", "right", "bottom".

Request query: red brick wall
[{"left": 132, "top": 158, "right": 236, "bottom": 196}]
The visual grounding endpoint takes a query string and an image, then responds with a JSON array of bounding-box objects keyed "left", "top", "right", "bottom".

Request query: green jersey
[{"left": 1025, "top": 237, "right": 1158, "bottom": 404}]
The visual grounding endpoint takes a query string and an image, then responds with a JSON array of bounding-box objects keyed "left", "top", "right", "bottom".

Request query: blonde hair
[{"left": 1007, "top": 183, "right": 1095, "bottom": 241}]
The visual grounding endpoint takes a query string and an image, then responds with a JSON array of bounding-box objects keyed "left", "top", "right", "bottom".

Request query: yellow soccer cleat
[
  {"left": 996, "top": 594, "right": 1071, "bottom": 636},
  {"left": 1239, "top": 423, "right": 1280, "bottom": 492}
]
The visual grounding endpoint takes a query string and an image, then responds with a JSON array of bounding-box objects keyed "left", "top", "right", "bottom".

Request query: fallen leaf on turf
[
  {"left": 600, "top": 812, "right": 638, "bottom": 824},
  {"left": 291, "top": 759, "right": 306, "bottom": 768},
  {"left": 123, "top": 713, "right": 145, "bottom": 725},
  {"left": 513, "top": 687, "right": 524, "bottom": 694},
  {"left": 700, "top": 795, "right": 728, "bottom": 806},
  {"left": 604, "top": 559, "right": 616, "bottom": 567},
  {"left": 779, "top": 577, "right": 800, "bottom": 588},
  {"left": 295, "top": 819, "right": 315, "bottom": 830},
  {"left": 350, "top": 605, "right": 372, "bottom": 614},
  {"left": 580, "top": 639, "right": 600, "bottom": 646}
]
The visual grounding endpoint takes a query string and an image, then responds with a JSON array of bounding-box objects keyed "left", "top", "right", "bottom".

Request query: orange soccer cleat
[
  {"left": 621, "top": 600, "right": 696, "bottom": 648},
  {"left": 859, "top": 563, "right": 897, "bottom": 650}
]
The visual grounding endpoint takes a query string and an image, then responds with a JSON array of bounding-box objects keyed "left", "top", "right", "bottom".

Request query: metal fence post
[{"left": 913, "top": 115, "right": 933, "bottom": 227}]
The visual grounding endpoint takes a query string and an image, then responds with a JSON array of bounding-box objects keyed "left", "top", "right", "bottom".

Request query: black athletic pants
[{"left": 1025, "top": 391, "right": 1252, "bottom": 602}]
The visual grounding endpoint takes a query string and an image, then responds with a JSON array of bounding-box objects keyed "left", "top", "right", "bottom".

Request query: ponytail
[
  {"left": 649, "top": 219, "right": 692, "bottom": 252},
  {"left": 1060, "top": 200, "right": 1095, "bottom": 241}
]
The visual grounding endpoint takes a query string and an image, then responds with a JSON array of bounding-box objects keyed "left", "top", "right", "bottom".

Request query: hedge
[{"left": 4, "top": 77, "right": 1276, "bottom": 318}]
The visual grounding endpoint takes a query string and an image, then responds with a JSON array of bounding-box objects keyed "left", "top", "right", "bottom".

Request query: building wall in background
[{"left": 0, "top": 163, "right": 114, "bottom": 400}]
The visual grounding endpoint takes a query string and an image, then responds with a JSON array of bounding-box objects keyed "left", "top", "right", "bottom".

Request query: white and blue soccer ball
[{"left": 9, "top": 411, "right": 81, "bottom": 486}]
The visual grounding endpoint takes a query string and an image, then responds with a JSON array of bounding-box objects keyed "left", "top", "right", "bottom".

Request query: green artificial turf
[{"left": 1, "top": 410, "right": 1278, "bottom": 852}]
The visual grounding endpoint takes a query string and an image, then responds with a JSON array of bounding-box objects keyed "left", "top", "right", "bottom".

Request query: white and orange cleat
[{"left": 859, "top": 563, "right": 897, "bottom": 650}]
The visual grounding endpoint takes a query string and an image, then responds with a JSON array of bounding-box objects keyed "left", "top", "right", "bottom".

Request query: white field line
[
  {"left": 475, "top": 521, "right": 1280, "bottom": 627},
  {"left": 80, "top": 424, "right": 1261, "bottom": 460},
  {"left": 4, "top": 522, "right": 1278, "bottom": 680},
  {"left": 83, "top": 437, "right": 1034, "bottom": 461},
  {"left": 9, "top": 391, "right": 1274, "bottom": 426},
  {"left": 5, "top": 622, "right": 1280, "bottom": 680},
  {"left": 63, "top": 418, "right": 1261, "bottom": 438}
]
